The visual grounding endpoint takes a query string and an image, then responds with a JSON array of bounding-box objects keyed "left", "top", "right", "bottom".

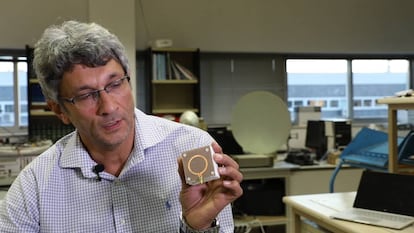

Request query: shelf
[
  {"left": 26, "top": 45, "right": 75, "bottom": 142},
  {"left": 30, "top": 102, "right": 50, "bottom": 114},
  {"left": 151, "top": 47, "right": 199, "bottom": 53},
  {"left": 147, "top": 47, "right": 200, "bottom": 117},
  {"left": 152, "top": 108, "right": 199, "bottom": 114},
  {"left": 31, "top": 102, "right": 48, "bottom": 107},
  {"left": 30, "top": 110, "right": 55, "bottom": 116},
  {"left": 152, "top": 80, "right": 198, "bottom": 84}
]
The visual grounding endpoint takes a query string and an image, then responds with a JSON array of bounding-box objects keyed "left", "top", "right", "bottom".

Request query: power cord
[
  {"left": 233, "top": 216, "right": 266, "bottom": 233},
  {"left": 249, "top": 218, "right": 266, "bottom": 233}
]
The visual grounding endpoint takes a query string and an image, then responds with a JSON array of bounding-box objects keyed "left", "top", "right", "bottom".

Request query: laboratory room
[{"left": 1, "top": 1, "right": 414, "bottom": 233}]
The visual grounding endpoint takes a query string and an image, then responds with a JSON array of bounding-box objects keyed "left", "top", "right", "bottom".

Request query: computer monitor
[
  {"left": 207, "top": 126, "right": 243, "bottom": 155},
  {"left": 305, "top": 120, "right": 327, "bottom": 160}
]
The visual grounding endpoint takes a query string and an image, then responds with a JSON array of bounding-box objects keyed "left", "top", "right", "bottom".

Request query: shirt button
[{"left": 120, "top": 219, "right": 126, "bottom": 225}]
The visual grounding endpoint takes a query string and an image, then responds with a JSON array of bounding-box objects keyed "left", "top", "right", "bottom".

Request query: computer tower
[{"left": 333, "top": 121, "right": 352, "bottom": 149}]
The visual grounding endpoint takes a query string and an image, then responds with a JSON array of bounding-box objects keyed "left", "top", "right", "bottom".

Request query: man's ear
[{"left": 47, "top": 100, "right": 71, "bottom": 125}]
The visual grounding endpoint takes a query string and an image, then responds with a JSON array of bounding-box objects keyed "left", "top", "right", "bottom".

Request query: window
[
  {"left": 5, "top": 104, "right": 14, "bottom": 112},
  {"left": 287, "top": 58, "right": 410, "bottom": 123},
  {"left": 0, "top": 55, "right": 28, "bottom": 137},
  {"left": 352, "top": 59, "right": 409, "bottom": 120},
  {"left": 287, "top": 59, "right": 348, "bottom": 121}
]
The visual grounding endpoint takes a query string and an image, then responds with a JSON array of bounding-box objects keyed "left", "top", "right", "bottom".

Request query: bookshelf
[
  {"left": 26, "top": 46, "right": 74, "bottom": 142},
  {"left": 146, "top": 48, "right": 201, "bottom": 120}
]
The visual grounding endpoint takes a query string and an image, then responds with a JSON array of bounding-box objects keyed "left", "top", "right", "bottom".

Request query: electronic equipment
[
  {"left": 232, "top": 154, "right": 275, "bottom": 168},
  {"left": 207, "top": 127, "right": 243, "bottom": 155},
  {"left": 305, "top": 120, "right": 351, "bottom": 160},
  {"left": 93, "top": 164, "right": 105, "bottom": 182},
  {"left": 285, "top": 148, "right": 314, "bottom": 165},
  {"left": 232, "top": 178, "right": 285, "bottom": 216},
  {"left": 331, "top": 170, "right": 414, "bottom": 230},
  {"left": 230, "top": 91, "right": 291, "bottom": 168},
  {"left": 295, "top": 106, "right": 321, "bottom": 126},
  {"left": 305, "top": 120, "right": 327, "bottom": 160},
  {"left": 329, "top": 120, "right": 352, "bottom": 149}
]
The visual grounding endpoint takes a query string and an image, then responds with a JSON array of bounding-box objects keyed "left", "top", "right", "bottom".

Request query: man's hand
[{"left": 178, "top": 142, "right": 243, "bottom": 230}]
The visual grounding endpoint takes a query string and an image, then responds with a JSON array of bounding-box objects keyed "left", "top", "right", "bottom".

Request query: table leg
[
  {"left": 286, "top": 207, "right": 302, "bottom": 233},
  {"left": 388, "top": 107, "right": 398, "bottom": 173}
]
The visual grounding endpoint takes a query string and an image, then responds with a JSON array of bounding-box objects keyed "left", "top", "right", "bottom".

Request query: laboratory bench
[{"left": 0, "top": 140, "right": 53, "bottom": 186}]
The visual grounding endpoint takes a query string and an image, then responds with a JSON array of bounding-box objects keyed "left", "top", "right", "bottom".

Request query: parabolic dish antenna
[{"left": 231, "top": 91, "right": 291, "bottom": 154}]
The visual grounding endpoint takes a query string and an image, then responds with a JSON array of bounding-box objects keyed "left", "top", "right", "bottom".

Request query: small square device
[{"left": 181, "top": 145, "right": 220, "bottom": 185}]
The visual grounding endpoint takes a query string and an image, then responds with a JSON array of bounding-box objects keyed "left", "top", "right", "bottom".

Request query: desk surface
[{"left": 283, "top": 192, "right": 414, "bottom": 233}]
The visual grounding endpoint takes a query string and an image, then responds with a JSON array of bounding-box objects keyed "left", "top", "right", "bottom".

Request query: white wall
[
  {"left": 135, "top": 0, "right": 414, "bottom": 53},
  {"left": 0, "top": 0, "right": 138, "bottom": 102},
  {"left": 1, "top": 0, "right": 414, "bottom": 54},
  {"left": 88, "top": 0, "right": 137, "bottom": 103},
  {"left": 0, "top": 0, "right": 88, "bottom": 48}
]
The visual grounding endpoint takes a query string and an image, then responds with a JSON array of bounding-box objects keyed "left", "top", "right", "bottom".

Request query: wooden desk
[
  {"left": 377, "top": 97, "right": 414, "bottom": 173},
  {"left": 283, "top": 192, "right": 414, "bottom": 233}
]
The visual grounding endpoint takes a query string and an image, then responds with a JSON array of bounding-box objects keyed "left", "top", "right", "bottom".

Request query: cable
[
  {"left": 329, "top": 160, "right": 344, "bottom": 193},
  {"left": 249, "top": 219, "right": 266, "bottom": 233}
]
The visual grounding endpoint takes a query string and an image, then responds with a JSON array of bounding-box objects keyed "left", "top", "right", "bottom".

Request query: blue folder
[{"left": 339, "top": 127, "right": 404, "bottom": 170}]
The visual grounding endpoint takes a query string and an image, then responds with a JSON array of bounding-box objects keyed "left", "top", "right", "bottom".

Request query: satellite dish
[{"left": 231, "top": 91, "right": 291, "bottom": 154}]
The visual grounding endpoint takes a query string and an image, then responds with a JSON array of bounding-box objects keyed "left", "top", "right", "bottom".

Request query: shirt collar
[{"left": 59, "top": 131, "right": 97, "bottom": 179}]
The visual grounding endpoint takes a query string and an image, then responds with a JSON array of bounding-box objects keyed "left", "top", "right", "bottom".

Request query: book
[
  {"left": 152, "top": 54, "right": 157, "bottom": 80},
  {"left": 157, "top": 53, "right": 166, "bottom": 80},
  {"left": 166, "top": 53, "right": 173, "bottom": 80},
  {"left": 171, "top": 60, "right": 183, "bottom": 80},
  {"left": 173, "top": 61, "right": 197, "bottom": 80}
]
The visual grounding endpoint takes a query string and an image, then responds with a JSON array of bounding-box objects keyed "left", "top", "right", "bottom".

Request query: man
[{"left": 0, "top": 20, "right": 243, "bottom": 232}]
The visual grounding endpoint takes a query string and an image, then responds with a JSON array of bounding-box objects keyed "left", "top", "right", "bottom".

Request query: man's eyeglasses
[{"left": 59, "top": 76, "right": 130, "bottom": 108}]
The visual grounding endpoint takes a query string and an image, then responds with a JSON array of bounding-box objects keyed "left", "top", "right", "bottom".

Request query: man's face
[{"left": 56, "top": 59, "right": 135, "bottom": 151}]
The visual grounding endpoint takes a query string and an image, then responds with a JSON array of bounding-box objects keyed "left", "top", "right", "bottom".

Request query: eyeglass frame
[{"left": 58, "top": 75, "right": 131, "bottom": 106}]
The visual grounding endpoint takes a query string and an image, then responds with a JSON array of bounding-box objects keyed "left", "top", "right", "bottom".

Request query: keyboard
[
  {"left": 332, "top": 208, "right": 414, "bottom": 230},
  {"left": 353, "top": 208, "right": 414, "bottom": 223}
]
